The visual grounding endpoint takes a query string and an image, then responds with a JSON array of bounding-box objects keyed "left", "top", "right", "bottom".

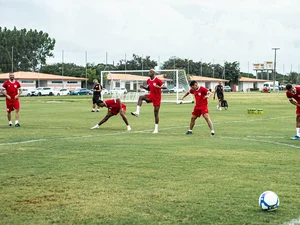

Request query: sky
[{"left": 0, "top": 0, "right": 300, "bottom": 73}]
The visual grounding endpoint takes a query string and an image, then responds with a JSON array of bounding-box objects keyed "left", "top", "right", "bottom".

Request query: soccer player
[
  {"left": 213, "top": 80, "right": 224, "bottom": 110},
  {"left": 181, "top": 80, "right": 215, "bottom": 135},
  {"left": 286, "top": 84, "right": 300, "bottom": 140},
  {"left": 90, "top": 98, "right": 131, "bottom": 131},
  {"left": 131, "top": 69, "right": 166, "bottom": 133},
  {"left": 1, "top": 73, "right": 22, "bottom": 127},
  {"left": 91, "top": 79, "right": 102, "bottom": 112}
]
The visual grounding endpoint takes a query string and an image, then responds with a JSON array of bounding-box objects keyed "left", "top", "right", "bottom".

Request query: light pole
[{"left": 272, "top": 48, "right": 280, "bottom": 92}]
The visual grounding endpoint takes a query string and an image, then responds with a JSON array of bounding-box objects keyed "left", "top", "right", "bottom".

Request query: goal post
[{"left": 100, "top": 69, "right": 193, "bottom": 104}]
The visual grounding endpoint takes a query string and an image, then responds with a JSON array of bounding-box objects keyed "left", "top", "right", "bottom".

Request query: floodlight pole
[{"left": 272, "top": 48, "right": 280, "bottom": 92}]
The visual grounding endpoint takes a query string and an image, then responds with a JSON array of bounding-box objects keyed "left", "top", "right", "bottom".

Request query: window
[
  {"left": 67, "top": 81, "right": 78, "bottom": 84},
  {"left": 115, "top": 82, "right": 120, "bottom": 87},
  {"left": 52, "top": 81, "right": 63, "bottom": 84},
  {"left": 21, "top": 80, "right": 34, "bottom": 83}
]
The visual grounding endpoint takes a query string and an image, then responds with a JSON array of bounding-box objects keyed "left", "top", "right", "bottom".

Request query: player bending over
[
  {"left": 91, "top": 98, "right": 131, "bottom": 131},
  {"left": 286, "top": 84, "right": 300, "bottom": 140},
  {"left": 181, "top": 80, "right": 215, "bottom": 136},
  {"left": 131, "top": 69, "right": 166, "bottom": 133}
]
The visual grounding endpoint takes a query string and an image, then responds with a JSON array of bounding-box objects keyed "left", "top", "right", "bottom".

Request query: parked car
[
  {"left": 57, "top": 88, "right": 70, "bottom": 96},
  {"left": 162, "top": 88, "right": 170, "bottom": 93},
  {"left": 20, "top": 88, "right": 33, "bottom": 97},
  {"left": 102, "top": 88, "right": 109, "bottom": 94},
  {"left": 31, "top": 87, "right": 59, "bottom": 96},
  {"left": 109, "top": 87, "right": 128, "bottom": 95},
  {"left": 70, "top": 88, "right": 92, "bottom": 95},
  {"left": 224, "top": 86, "right": 232, "bottom": 92},
  {"left": 169, "top": 86, "right": 186, "bottom": 93}
]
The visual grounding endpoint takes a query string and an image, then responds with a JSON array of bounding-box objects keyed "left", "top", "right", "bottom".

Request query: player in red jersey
[
  {"left": 1, "top": 73, "right": 22, "bottom": 127},
  {"left": 90, "top": 98, "right": 131, "bottom": 131},
  {"left": 286, "top": 84, "right": 300, "bottom": 140},
  {"left": 131, "top": 69, "right": 166, "bottom": 133},
  {"left": 181, "top": 80, "right": 215, "bottom": 135}
]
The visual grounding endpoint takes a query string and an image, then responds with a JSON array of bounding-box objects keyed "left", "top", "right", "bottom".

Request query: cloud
[{"left": 1, "top": 0, "right": 300, "bottom": 73}]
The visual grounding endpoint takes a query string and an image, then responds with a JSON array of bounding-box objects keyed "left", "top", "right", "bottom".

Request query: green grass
[{"left": 0, "top": 92, "right": 300, "bottom": 225}]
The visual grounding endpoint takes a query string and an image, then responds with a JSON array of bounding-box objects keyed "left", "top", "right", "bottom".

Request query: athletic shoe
[
  {"left": 185, "top": 131, "right": 193, "bottom": 135},
  {"left": 219, "top": 107, "right": 222, "bottom": 111},
  {"left": 131, "top": 112, "right": 139, "bottom": 117},
  {"left": 152, "top": 130, "right": 158, "bottom": 134},
  {"left": 290, "top": 135, "right": 300, "bottom": 140},
  {"left": 15, "top": 123, "right": 20, "bottom": 127},
  {"left": 211, "top": 131, "right": 215, "bottom": 136},
  {"left": 90, "top": 124, "right": 99, "bottom": 129},
  {"left": 9, "top": 123, "right": 12, "bottom": 127},
  {"left": 96, "top": 109, "right": 100, "bottom": 112},
  {"left": 216, "top": 105, "right": 219, "bottom": 110},
  {"left": 91, "top": 109, "right": 95, "bottom": 112},
  {"left": 127, "top": 126, "right": 132, "bottom": 131}
]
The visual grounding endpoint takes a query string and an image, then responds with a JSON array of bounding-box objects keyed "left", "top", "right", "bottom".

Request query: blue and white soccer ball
[{"left": 259, "top": 191, "right": 280, "bottom": 211}]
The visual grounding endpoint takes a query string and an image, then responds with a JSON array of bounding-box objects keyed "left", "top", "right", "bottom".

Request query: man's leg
[
  {"left": 203, "top": 113, "right": 215, "bottom": 135},
  {"left": 91, "top": 112, "right": 113, "bottom": 129},
  {"left": 186, "top": 115, "right": 197, "bottom": 134},
  {"left": 120, "top": 111, "right": 131, "bottom": 131},
  {"left": 131, "top": 95, "right": 151, "bottom": 117},
  {"left": 7, "top": 111, "right": 12, "bottom": 126},
  {"left": 15, "top": 110, "right": 20, "bottom": 126},
  {"left": 153, "top": 106, "right": 160, "bottom": 133},
  {"left": 296, "top": 114, "right": 300, "bottom": 137}
]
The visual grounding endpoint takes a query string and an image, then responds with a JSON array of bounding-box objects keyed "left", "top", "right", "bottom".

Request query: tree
[
  {"left": 0, "top": 26, "right": 55, "bottom": 73},
  {"left": 40, "top": 63, "right": 85, "bottom": 77},
  {"left": 115, "top": 54, "right": 157, "bottom": 70}
]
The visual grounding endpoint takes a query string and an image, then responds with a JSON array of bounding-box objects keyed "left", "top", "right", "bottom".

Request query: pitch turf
[{"left": 0, "top": 92, "right": 300, "bottom": 225}]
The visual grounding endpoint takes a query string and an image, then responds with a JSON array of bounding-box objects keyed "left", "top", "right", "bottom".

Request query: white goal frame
[{"left": 100, "top": 69, "right": 193, "bottom": 104}]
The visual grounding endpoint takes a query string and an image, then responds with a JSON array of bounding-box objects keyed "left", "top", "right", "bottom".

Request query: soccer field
[{"left": 0, "top": 92, "right": 300, "bottom": 225}]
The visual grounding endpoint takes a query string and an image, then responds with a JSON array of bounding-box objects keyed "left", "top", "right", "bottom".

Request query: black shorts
[
  {"left": 217, "top": 94, "right": 223, "bottom": 100},
  {"left": 92, "top": 95, "right": 101, "bottom": 104}
]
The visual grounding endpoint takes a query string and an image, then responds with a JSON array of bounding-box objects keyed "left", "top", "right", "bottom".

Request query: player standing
[
  {"left": 91, "top": 79, "right": 102, "bottom": 112},
  {"left": 181, "top": 80, "right": 214, "bottom": 135},
  {"left": 213, "top": 81, "right": 224, "bottom": 110},
  {"left": 1, "top": 72, "right": 22, "bottom": 127},
  {"left": 286, "top": 84, "right": 300, "bottom": 140},
  {"left": 131, "top": 69, "right": 166, "bottom": 133},
  {"left": 90, "top": 98, "right": 131, "bottom": 131}
]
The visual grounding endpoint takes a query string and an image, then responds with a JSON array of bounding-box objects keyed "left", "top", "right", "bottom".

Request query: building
[
  {"left": 238, "top": 77, "right": 275, "bottom": 92},
  {"left": 188, "top": 76, "right": 229, "bottom": 91},
  {"left": 0, "top": 71, "right": 88, "bottom": 90}
]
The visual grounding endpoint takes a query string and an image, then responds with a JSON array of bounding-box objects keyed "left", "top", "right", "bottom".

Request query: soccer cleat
[
  {"left": 216, "top": 105, "right": 219, "bottom": 110},
  {"left": 9, "top": 123, "right": 12, "bottom": 127},
  {"left": 290, "top": 135, "right": 300, "bottom": 140},
  {"left": 127, "top": 126, "right": 132, "bottom": 131},
  {"left": 131, "top": 112, "right": 139, "bottom": 117},
  {"left": 90, "top": 124, "right": 99, "bottom": 129},
  {"left": 211, "top": 131, "right": 215, "bottom": 136},
  {"left": 96, "top": 109, "right": 100, "bottom": 112},
  {"left": 152, "top": 130, "right": 158, "bottom": 134},
  {"left": 15, "top": 123, "right": 20, "bottom": 127},
  {"left": 91, "top": 109, "right": 95, "bottom": 112},
  {"left": 185, "top": 131, "right": 193, "bottom": 135}
]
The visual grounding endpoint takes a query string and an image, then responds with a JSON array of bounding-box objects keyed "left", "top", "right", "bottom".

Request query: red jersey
[
  {"left": 190, "top": 86, "right": 209, "bottom": 107},
  {"left": 286, "top": 86, "right": 300, "bottom": 104},
  {"left": 147, "top": 77, "right": 163, "bottom": 99},
  {"left": 105, "top": 99, "right": 120, "bottom": 109},
  {"left": 2, "top": 80, "right": 21, "bottom": 99}
]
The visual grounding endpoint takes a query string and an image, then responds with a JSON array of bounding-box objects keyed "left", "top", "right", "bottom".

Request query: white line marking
[
  {"left": 0, "top": 116, "right": 296, "bottom": 148},
  {"left": 283, "top": 217, "right": 300, "bottom": 225}
]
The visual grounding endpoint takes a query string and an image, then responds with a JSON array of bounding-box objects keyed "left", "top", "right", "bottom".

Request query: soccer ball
[{"left": 259, "top": 191, "right": 280, "bottom": 211}]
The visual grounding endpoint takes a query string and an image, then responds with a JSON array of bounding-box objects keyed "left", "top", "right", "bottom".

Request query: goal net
[{"left": 100, "top": 69, "right": 193, "bottom": 104}]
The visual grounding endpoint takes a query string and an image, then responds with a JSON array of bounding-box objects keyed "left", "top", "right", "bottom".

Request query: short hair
[
  {"left": 149, "top": 69, "right": 156, "bottom": 74},
  {"left": 286, "top": 84, "right": 293, "bottom": 90},
  {"left": 93, "top": 79, "right": 98, "bottom": 83},
  {"left": 189, "top": 80, "right": 197, "bottom": 87}
]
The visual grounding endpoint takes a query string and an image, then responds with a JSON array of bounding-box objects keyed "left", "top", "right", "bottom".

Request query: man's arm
[
  {"left": 181, "top": 91, "right": 190, "bottom": 100},
  {"left": 154, "top": 84, "right": 167, "bottom": 89},
  {"left": 16, "top": 88, "right": 22, "bottom": 99},
  {"left": 213, "top": 86, "right": 217, "bottom": 99},
  {"left": 1, "top": 88, "right": 10, "bottom": 99},
  {"left": 140, "top": 85, "right": 149, "bottom": 91},
  {"left": 289, "top": 99, "right": 300, "bottom": 107},
  {"left": 205, "top": 91, "right": 213, "bottom": 99}
]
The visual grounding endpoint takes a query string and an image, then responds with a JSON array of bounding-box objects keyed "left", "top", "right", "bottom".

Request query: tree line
[{"left": 0, "top": 27, "right": 297, "bottom": 85}]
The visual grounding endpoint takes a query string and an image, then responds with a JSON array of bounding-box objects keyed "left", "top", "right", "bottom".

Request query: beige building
[
  {"left": 188, "top": 76, "right": 229, "bottom": 91},
  {"left": 0, "top": 71, "right": 88, "bottom": 90}
]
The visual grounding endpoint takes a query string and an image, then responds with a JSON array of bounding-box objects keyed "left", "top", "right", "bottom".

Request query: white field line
[
  {"left": 0, "top": 116, "right": 296, "bottom": 148},
  {"left": 283, "top": 217, "right": 300, "bottom": 225}
]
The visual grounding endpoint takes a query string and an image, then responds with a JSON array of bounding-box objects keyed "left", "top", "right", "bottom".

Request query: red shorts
[
  {"left": 146, "top": 94, "right": 161, "bottom": 107},
  {"left": 192, "top": 105, "right": 208, "bottom": 117},
  {"left": 6, "top": 99, "right": 20, "bottom": 112},
  {"left": 297, "top": 106, "right": 300, "bottom": 114},
  {"left": 110, "top": 103, "right": 126, "bottom": 115}
]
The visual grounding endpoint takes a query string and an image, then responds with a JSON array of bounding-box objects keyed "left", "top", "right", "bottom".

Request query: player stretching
[
  {"left": 131, "top": 69, "right": 166, "bottom": 133},
  {"left": 286, "top": 84, "right": 300, "bottom": 140},
  {"left": 181, "top": 80, "right": 215, "bottom": 135},
  {"left": 213, "top": 81, "right": 224, "bottom": 110},
  {"left": 90, "top": 98, "right": 131, "bottom": 131},
  {"left": 1, "top": 73, "right": 22, "bottom": 127}
]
